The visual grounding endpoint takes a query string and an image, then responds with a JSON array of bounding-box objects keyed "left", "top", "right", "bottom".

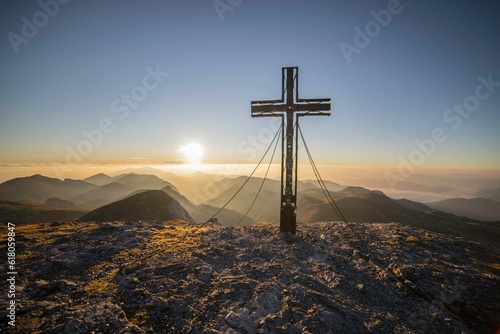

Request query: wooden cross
[{"left": 251, "top": 67, "right": 331, "bottom": 234}]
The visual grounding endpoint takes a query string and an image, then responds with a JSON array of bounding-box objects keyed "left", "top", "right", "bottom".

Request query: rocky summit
[{"left": 2, "top": 220, "right": 499, "bottom": 333}]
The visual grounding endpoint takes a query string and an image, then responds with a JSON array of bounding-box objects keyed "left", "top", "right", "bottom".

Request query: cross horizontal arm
[
  {"left": 251, "top": 101, "right": 331, "bottom": 117},
  {"left": 294, "top": 102, "right": 331, "bottom": 112},
  {"left": 251, "top": 104, "right": 287, "bottom": 114}
]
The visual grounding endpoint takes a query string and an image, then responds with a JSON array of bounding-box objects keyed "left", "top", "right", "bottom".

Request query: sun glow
[{"left": 179, "top": 143, "right": 204, "bottom": 162}]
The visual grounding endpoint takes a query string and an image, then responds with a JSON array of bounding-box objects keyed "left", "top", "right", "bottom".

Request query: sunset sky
[{"left": 1, "top": 0, "right": 499, "bottom": 180}]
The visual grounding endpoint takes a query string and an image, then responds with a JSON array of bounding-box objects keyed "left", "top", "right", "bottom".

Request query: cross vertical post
[{"left": 251, "top": 67, "right": 331, "bottom": 234}]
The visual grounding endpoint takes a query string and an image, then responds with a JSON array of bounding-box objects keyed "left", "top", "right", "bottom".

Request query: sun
[{"left": 179, "top": 143, "right": 204, "bottom": 162}]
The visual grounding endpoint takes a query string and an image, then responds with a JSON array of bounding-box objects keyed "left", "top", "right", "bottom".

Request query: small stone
[{"left": 405, "top": 236, "right": 418, "bottom": 243}]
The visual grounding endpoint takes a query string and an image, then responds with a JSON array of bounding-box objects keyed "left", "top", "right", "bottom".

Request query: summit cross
[{"left": 251, "top": 67, "right": 331, "bottom": 234}]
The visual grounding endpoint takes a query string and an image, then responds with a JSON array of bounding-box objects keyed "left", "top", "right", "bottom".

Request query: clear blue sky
[{"left": 1, "top": 0, "right": 499, "bottom": 171}]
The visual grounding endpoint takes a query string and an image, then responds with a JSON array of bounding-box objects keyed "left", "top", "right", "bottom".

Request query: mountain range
[
  {"left": 0, "top": 174, "right": 96, "bottom": 202},
  {"left": 297, "top": 190, "right": 500, "bottom": 245},
  {"left": 1, "top": 172, "right": 499, "bottom": 246},
  {"left": 0, "top": 173, "right": 176, "bottom": 208},
  {"left": 0, "top": 173, "right": 253, "bottom": 227}
]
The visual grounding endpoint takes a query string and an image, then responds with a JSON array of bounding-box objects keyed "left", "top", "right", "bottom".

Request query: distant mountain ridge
[
  {"left": 426, "top": 197, "right": 500, "bottom": 222},
  {"left": 0, "top": 173, "right": 178, "bottom": 209},
  {"left": 0, "top": 174, "right": 97, "bottom": 202}
]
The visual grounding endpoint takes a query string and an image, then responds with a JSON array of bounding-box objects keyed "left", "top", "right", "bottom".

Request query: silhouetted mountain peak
[
  {"left": 339, "top": 186, "right": 386, "bottom": 197},
  {"left": 79, "top": 190, "right": 194, "bottom": 223},
  {"left": 84, "top": 173, "right": 114, "bottom": 186}
]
